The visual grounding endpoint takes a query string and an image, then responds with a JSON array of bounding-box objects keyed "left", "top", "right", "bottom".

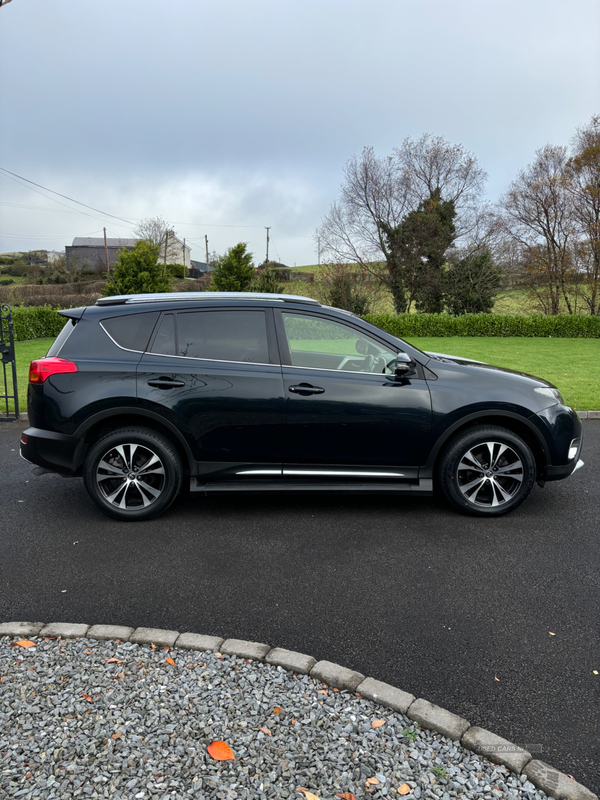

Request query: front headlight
[{"left": 534, "top": 387, "right": 564, "bottom": 405}]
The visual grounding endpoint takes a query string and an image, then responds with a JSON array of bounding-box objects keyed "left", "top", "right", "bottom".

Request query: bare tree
[
  {"left": 499, "top": 145, "right": 576, "bottom": 315},
  {"left": 134, "top": 216, "right": 182, "bottom": 268},
  {"left": 566, "top": 115, "right": 600, "bottom": 315},
  {"left": 316, "top": 135, "right": 487, "bottom": 311}
]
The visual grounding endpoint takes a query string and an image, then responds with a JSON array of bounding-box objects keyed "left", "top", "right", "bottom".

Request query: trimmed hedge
[
  {"left": 364, "top": 313, "right": 600, "bottom": 338},
  {"left": 11, "top": 305, "right": 66, "bottom": 342}
]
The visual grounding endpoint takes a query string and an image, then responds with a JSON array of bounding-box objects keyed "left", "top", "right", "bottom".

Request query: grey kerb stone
[
  {"left": 310, "top": 660, "right": 365, "bottom": 692},
  {"left": 408, "top": 697, "right": 470, "bottom": 741},
  {"left": 524, "top": 759, "right": 598, "bottom": 800},
  {"left": 175, "top": 632, "right": 224, "bottom": 652},
  {"left": 0, "top": 622, "right": 45, "bottom": 638},
  {"left": 356, "top": 677, "right": 415, "bottom": 715},
  {"left": 87, "top": 625, "right": 135, "bottom": 641},
  {"left": 39, "top": 623, "right": 90, "bottom": 639},
  {"left": 461, "top": 726, "right": 531, "bottom": 773},
  {"left": 220, "top": 639, "right": 271, "bottom": 660},
  {"left": 265, "top": 647, "right": 316, "bottom": 674},
  {"left": 129, "top": 627, "right": 180, "bottom": 648}
]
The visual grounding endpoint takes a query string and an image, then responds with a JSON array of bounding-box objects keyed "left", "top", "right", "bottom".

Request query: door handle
[
  {"left": 288, "top": 383, "right": 325, "bottom": 395},
  {"left": 147, "top": 377, "right": 186, "bottom": 389}
]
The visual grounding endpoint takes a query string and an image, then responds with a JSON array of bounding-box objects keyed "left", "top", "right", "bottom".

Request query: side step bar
[{"left": 190, "top": 478, "right": 433, "bottom": 495}]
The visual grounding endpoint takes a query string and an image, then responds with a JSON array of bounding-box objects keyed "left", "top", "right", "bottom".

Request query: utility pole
[
  {"left": 205, "top": 235, "right": 209, "bottom": 272},
  {"left": 183, "top": 238, "right": 186, "bottom": 278},
  {"left": 265, "top": 227, "right": 270, "bottom": 264},
  {"left": 163, "top": 230, "right": 169, "bottom": 274},
  {"left": 103, "top": 228, "right": 110, "bottom": 273},
  {"left": 317, "top": 235, "right": 321, "bottom": 266}
]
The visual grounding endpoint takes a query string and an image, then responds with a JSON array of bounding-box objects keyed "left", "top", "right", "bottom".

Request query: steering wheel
[{"left": 361, "top": 354, "right": 374, "bottom": 372}]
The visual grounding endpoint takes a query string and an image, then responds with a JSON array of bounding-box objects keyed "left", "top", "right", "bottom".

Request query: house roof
[{"left": 72, "top": 237, "right": 139, "bottom": 248}]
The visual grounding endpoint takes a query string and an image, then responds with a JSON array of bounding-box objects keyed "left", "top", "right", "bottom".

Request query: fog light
[{"left": 568, "top": 438, "right": 580, "bottom": 460}]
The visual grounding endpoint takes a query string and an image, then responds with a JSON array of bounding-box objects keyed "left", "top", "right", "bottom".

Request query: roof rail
[{"left": 96, "top": 292, "right": 320, "bottom": 307}]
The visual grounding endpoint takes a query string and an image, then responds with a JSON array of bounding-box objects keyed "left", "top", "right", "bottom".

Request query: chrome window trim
[
  {"left": 99, "top": 322, "right": 145, "bottom": 355},
  {"left": 143, "top": 351, "right": 277, "bottom": 368},
  {"left": 284, "top": 363, "right": 396, "bottom": 377}
]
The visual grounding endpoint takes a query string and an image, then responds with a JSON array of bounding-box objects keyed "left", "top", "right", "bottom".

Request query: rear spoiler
[{"left": 58, "top": 307, "right": 85, "bottom": 320}]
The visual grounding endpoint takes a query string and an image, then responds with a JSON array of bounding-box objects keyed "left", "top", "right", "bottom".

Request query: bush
[
  {"left": 166, "top": 263, "right": 187, "bottom": 279},
  {"left": 363, "top": 313, "right": 600, "bottom": 338},
  {"left": 102, "top": 241, "right": 170, "bottom": 296},
  {"left": 11, "top": 305, "right": 67, "bottom": 341},
  {"left": 0, "top": 278, "right": 15, "bottom": 286}
]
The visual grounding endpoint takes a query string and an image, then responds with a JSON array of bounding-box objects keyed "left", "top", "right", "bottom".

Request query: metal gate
[{"left": 1, "top": 303, "right": 19, "bottom": 421}]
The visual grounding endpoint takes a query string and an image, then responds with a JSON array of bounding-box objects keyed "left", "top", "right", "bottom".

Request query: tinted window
[
  {"left": 177, "top": 310, "right": 269, "bottom": 363},
  {"left": 151, "top": 314, "right": 176, "bottom": 356},
  {"left": 47, "top": 319, "right": 77, "bottom": 357},
  {"left": 282, "top": 313, "right": 397, "bottom": 373},
  {"left": 102, "top": 312, "right": 159, "bottom": 352}
]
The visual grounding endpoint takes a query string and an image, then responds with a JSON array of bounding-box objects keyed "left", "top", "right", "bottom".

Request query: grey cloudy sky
[{"left": 0, "top": 0, "right": 599, "bottom": 265}]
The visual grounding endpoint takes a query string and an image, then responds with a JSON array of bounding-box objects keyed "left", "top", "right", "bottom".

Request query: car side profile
[{"left": 20, "top": 292, "right": 583, "bottom": 521}]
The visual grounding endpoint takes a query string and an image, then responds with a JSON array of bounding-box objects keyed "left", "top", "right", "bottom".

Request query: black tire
[
  {"left": 83, "top": 427, "right": 183, "bottom": 521},
  {"left": 437, "top": 425, "right": 536, "bottom": 517}
]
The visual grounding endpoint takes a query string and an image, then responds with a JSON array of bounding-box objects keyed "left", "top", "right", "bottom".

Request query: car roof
[{"left": 96, "top": 292, "right": 321, "bottom": 307}]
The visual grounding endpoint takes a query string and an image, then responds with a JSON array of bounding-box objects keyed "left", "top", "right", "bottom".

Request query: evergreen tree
[
  {"left": 210, "top": 243, "right": 255, "bottom": 291},
  {"left": 380, "top": 189, "right": 457, "bottom": 313},
  {"left": 250, "top": 264, "right": 283, "bottom": 293},
  {"left": 102, "top": 240, "right": 170, "bottom": 296}
]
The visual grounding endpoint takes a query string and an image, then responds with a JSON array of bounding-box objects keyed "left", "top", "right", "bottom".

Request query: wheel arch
[
  {"left": 72, "top": 408, "right": 196, "bottom": 475},
  {"left": 424, "top": 411, "right": 550, "bottom": 482}
]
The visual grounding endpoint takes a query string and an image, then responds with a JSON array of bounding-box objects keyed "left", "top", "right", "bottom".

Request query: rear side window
[
  {"left": 177, "top": 310, "right": 269, "bottom": 363},
  {"left": 101, "top": 312, "right": 159, "bottom": 352},
  {"left": 46, "top": 319, "right": 77, "bottom": 357}
]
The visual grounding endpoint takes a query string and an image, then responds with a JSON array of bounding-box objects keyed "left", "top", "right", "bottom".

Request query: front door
[{"left": 276, "top": 311, "right": 432, "bottom": 476}]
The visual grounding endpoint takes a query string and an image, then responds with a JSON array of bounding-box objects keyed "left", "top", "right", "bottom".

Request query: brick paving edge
[{"left": 0, "top": 621, "right": 596, "bottom": 800}]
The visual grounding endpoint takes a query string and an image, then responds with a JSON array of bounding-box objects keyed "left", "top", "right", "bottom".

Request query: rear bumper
[{"left": 20, "top": 427, "right": 82, "bottom": 475}]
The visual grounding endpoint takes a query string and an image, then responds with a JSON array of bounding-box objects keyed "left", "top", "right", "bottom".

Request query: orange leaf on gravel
[
  {"left": 336, "top": 793, "right": 358, "bottom": 799},
  {"left": 11, "top": 640, "right": 35, "bottom": 649},
  {"left": 398, "top": 784, "right": 411, "bottom": 795},
  {"left": 111, "top": 732, "right": 122, "bottom": 740},
  {"left": 166, "top": 657, "right": 176, "bottom": 666},
  {"left": 104, "top": 658, "right": 124, "bottom": 663},
  {"left": 207, "top": 740, "right": 235, "bottom": 761},
  {"left": 371, "top": 720, "right": 385, "bottom": 729},
  {"left": 273, "top": 706, "right": 282, "bottom": 713},
  {"left": 297, "top": 790, "right": 321, "bottom": 800},
  {"left": 365, "top": 777, "right": 380, "bottom": 787},
  {"left": 259, "top": 727, "right": 271, "bottom": 736}
]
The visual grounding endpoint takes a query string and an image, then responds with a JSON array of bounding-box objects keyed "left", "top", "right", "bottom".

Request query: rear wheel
[
  {"left": 438, "top": 426, "right": 536, "bottom": 516},
  {"left": 83, "top": 427, "right": 182, "bottom": 521}
]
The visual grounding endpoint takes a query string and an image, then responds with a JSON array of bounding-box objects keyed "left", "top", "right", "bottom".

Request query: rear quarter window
[
  {"left": 101, "top": 312, "right": 159, "bottom": 352},
  {"left": 46, "top": 319, "right": 77, "bottom": 357}
]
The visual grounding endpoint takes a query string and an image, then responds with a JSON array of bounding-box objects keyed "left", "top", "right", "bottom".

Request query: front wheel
[
  {"left": 83, "top": 427, "right": 182, "bottom": 521},
  {"left": 437, "top": 426, "right": 536, "bottom": 516}
]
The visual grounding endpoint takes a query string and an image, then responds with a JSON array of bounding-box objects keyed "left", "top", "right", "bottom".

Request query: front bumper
[
  {"left": 546, "top": 457, "right": 584, "bottom": 481},
  {"left": 20, "top": 427, "right": 82, "bottom": 475}
]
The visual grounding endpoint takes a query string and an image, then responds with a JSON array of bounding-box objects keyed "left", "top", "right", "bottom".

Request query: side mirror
[{"left": 395, "top": 352, "right": 416, "bottom": 378}]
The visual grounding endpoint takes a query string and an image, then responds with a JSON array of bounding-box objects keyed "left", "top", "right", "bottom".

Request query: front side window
[
  {"left": 176, "top": 310, "right": 269, "bottom": 363},
  {"left": 282, "top": 313, "right": 397, "bottom": 373}
]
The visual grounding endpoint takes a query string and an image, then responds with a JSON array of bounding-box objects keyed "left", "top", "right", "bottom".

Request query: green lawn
[
  {"left": 6, "top": 335, "right": 599, "bottom": 415},
  {"left": 407, "top": 336, "right": 599, "bottom": 412},
  {"left": 9, "top": 338, "right": 54, "bottom": 412}
]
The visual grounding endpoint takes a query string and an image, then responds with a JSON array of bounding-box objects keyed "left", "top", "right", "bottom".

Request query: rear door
[{"left": 136, "top": 307, "right": 285, "bottom": 478}]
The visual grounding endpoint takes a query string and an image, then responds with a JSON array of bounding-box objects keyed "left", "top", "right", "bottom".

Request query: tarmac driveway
[{"left": 1, "top": 419, "right": 598, "bottom": 792}]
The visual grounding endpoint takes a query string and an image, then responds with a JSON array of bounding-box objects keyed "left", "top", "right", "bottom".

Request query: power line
[{"left": 0, "top": 167, "right": 135, "bottom": 225}]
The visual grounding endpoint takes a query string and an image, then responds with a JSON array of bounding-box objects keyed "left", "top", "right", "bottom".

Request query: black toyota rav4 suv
[{"left": 20, "top": 292, "right": 583, "bottom": 521}]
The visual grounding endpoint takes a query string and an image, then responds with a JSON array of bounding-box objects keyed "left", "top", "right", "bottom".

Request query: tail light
[{"left": 29, "top": 357, "right": 78, "bottom": 384}]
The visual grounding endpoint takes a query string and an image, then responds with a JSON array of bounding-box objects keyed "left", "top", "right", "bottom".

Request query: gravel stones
[{"left": 1, "top": 634, "right": 576, "bottom": 800}]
